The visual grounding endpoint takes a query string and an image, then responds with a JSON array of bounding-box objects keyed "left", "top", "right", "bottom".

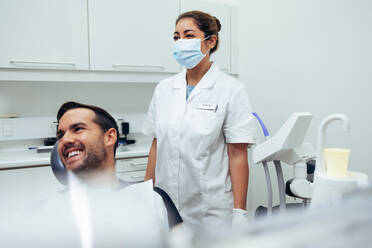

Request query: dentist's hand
[{"left": 232, "top": 208, "right": 248, "bottom": 229}]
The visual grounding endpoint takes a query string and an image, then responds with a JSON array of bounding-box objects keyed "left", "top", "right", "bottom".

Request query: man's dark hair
[{"left": 57, "top": 101, "right": 119, "bottom": 155}]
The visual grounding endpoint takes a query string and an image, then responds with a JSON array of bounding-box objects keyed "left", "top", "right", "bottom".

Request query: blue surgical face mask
[{"left": 173, "top": 36, "right": 210, "bottom": 69}]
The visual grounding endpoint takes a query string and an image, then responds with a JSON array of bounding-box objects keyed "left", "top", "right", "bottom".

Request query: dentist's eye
[{"left": 173, "top": 36, "right": 179, "bottom": 41}]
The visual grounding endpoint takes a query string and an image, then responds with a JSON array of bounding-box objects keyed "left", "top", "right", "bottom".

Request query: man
[
  {"left": 55, "top": 101, "right": 182, "bottom": 229},
  {"left": 0, "top": 102, "right": 178, "bottom": 247},
  {"left": 56, "top": 101, "right": 124, "bottom": 187}
]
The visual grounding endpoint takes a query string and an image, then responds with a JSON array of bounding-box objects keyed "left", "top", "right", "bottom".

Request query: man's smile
[
  {"left": 67, "top": 150, "right": 81, "bottom": 158},
  {"left": 63, "top": 146, "right": 85, "bottom": 165}
]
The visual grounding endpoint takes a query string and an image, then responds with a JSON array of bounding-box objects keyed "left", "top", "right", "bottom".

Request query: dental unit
[{"left": 251, "top": 112, "right": 369, "bottom": 216}]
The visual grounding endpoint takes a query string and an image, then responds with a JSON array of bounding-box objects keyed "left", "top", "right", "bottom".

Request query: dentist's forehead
[{"left": 175, "top": 17, "right": 200, "bottom": 32}]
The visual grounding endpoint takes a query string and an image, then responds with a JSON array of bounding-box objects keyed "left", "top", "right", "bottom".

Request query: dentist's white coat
[{"left": 143, "top": 63, "right": 255, "bottom": 227}]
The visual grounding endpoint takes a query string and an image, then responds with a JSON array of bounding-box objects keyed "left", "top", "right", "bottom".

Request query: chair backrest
[
  {"left": 50, "top": 141, "right": 68, "bottom": 185},
  {"left": 153, "top": 186, "right": 183, "bottom": 228}
]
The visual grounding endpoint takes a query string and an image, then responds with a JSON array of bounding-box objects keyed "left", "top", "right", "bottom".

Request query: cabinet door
[
  {"left": 117, "top": 170, "right": 146, "bottom": 183},
  {"left": 116, "top": 157, "right": 148, "bottom": 173},
  {"left": 0, "top": 166, "right": 63, "bottom": 212},
  {"left": 89, "top": 0, "right": 180, "bottom": 73},
  {"left": 0, "top": 0, "right": 89, "bottom": 70},
  {"left": 181, "top": 0, "right": 231, "bottom": 73}
]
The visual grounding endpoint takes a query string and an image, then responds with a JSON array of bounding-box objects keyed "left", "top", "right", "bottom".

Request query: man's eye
[
  {"left": 173, "top": 36, "right": 179, "bottom": 41},
  {"left": 75, "top": 127, "right": 84, "bottom": 132},
  {"left": 57, "top": 133, "right": 63, "bottom": 140}
]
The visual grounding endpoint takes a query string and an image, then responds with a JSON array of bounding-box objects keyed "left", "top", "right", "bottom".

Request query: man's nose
[{"left": 60, "top": 131, "right": 75, "bottom": 145}]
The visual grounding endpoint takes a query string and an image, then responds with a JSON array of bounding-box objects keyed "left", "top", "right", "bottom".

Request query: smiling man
[
  {"left": 0, "top": 102, "right": 184, "bottom": 246},
  {"left": 56, "top": 101, "right": 119, "bottom": 186},
  {"left": 54, "top": 101, "right": 182, "bottom": 231}
]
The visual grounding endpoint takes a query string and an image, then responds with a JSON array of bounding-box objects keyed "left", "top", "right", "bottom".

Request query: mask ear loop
[
  {"left": 201, "top": 35, "right": 212, "bottom": 56},
  {"left": 202, "top": 35, "right": 212, "bottom": 41}
]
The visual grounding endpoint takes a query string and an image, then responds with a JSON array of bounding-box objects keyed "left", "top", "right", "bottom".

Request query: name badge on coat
[{"left": 197, "top": 103, "right": 218, "bottom": 112}]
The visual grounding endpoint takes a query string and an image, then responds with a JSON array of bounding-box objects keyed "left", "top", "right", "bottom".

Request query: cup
[{"left": 324, "top": 148, "right": 351, "bottom": 178}]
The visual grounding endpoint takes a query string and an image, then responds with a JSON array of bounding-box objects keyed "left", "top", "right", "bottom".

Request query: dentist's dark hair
[
  {"left": 57, "top": 101, "right": 119, "bottom": 156},
  {"left": 176, "top": 10, "right": 221, "bottom": 54}
]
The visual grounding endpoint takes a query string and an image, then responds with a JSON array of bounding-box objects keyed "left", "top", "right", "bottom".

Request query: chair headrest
[{"left": 50, "top": 141, "right": 68, "bottom": 185}]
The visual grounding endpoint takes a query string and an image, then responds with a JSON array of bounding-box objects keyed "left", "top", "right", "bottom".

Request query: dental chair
[{"left": 50, "top": 142, "right": 183, "bottom": 229}]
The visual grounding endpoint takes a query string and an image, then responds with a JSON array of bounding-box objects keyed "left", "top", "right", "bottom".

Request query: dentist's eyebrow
[
  {"left": 184, "top": 29, "right": 196, "bottom": 34},
  {"left": 174, "top": 29, "right": 196, "bottom": 36}
]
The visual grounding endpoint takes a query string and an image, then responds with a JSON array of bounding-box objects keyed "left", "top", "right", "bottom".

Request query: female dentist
[{"left": 143, "top": 10, "right": 255, "bottom": 228}]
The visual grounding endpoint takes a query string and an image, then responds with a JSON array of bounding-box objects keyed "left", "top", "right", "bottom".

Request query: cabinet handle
[
  {"left": 10, "top": 60, "right": 76, "bottom": 68},
  {"left": 113, "top": 64, "right": 164, "bottom": 72},
  {"left": 131, "top": 175, "right": 145, "bottom": 180},
  {"left": 130, "top": 162, "right": 147, "bottom": 167}
]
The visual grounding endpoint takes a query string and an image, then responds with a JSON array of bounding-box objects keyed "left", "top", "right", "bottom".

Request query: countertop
[{"left": 0, "top": 139, "right": 152, "bottom": 169}]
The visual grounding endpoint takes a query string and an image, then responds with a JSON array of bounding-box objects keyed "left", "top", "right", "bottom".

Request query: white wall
[
  {"left": 238, "top": 0, "right": 372, "bottom": 213},
  {"left": 0, "top": 81, "right": 156, "bottom": 117}
]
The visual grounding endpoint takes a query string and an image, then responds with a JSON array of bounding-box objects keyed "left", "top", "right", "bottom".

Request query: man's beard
[{"left": 72, "top": 140, "right": 108, "bottom": 176}]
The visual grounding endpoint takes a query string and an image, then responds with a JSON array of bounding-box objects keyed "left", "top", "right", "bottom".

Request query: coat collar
[{"left": 172, "top": 63, "right": 221, "bottom": 90}]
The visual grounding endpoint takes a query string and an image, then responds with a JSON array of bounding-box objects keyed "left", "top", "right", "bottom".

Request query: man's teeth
[{"left": 67, "top": 150, "right": 81, "bottom": 158}]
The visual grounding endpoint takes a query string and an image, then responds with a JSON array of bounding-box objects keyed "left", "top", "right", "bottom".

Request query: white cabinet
[
  {"left": 0, "top": 0, "right": 238, "bottom": 82},
  {"left": 88, "top": 0, "right": 180, "bottom": 73},
  {"left": 116, "top": 157, "right": 148, "bottom": 182},
  {"left": 0, "top": 0, "right": 89, "bottom": 70},
  {"left": 180, "top": 0, "right": 239, "bottom": 74}
]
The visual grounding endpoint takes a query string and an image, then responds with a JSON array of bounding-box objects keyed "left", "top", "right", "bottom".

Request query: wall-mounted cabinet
[
  {"left": 88, "top": 0, "right": 180, "bottom": 73},
  {"left": 0, "top": 0, "right": 238, "bottom": 83},
  {"left": 0, "top": 0, "right": 89, "bottom": 70}
]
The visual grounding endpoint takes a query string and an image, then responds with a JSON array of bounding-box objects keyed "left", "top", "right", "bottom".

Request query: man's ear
[{"left": 104, "top": 128, "right": 117, "bottom": 148}]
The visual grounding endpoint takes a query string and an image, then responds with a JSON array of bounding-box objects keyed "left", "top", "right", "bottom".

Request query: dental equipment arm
[
  {"left": 252, "top": 113, "right": 316, "bottom": 214},
  {"left": 252, "top": 113, "right": 274, "bottom": 216},
  {"left": 274, "top": 160, "right": 286, "bottom": 212},
  {"left": 262, "top": 161, "right": 273, "bottom": 216}
]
